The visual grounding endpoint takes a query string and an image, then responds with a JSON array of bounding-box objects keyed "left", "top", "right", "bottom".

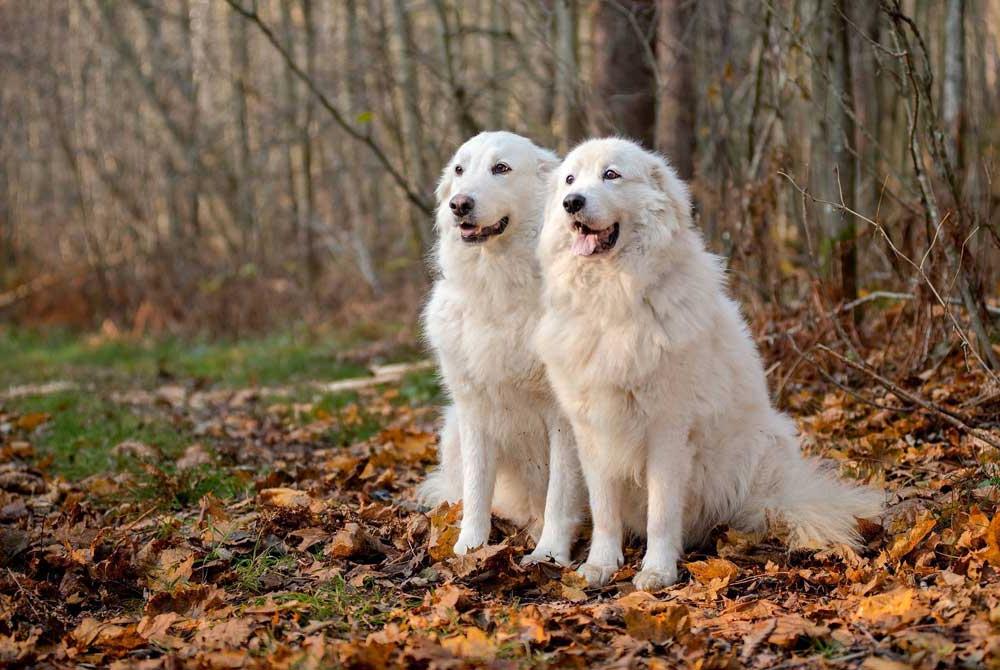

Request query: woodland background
[
  {"left": 3, "top": 2, "right": 1000, "bottom": 668},
  {"left": 1, "top": 0, "right": 997, "bottom": 363}
]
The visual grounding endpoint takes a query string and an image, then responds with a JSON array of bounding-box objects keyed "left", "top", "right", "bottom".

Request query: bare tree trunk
[
  {"left": 301, "top": 0, "right": 320, "bottom": 286},
  {"left": 228, "top": 8, "right": 257, "bottom": 257},
  {"left": 181, "top": 0, "right": 202, "bottom": 237},
  {"left": 942, "top": 0, "right": 965, "bottom": 170},
  {"left": 279, "top": 0, "right": 303, "bottom": 248},
  {"left": 887, "top": 3, "right": 998, "bottom": 371},
  {"left": 591, "top": 1, "right": 657, "bottom": 148},
  {"left": 487, "top": 0, "right": 505, "bottom": 128},
  {"left": 830, "top": 0, "right": 858, "bottom": 303},
  {"left": 344, "top": 0, "right": 382, "bottom": 292},
  {"left": 655, "top": 0, "right": 695, "bottom": 179},
  {"left": 554, "top": 0, "right": 585, "bottom": 152},
  {"left": 0, "top": 90, "right": 13, "bottom": 274},
  {"left": 390, "top": 0, "right": 432, "bottom": 249},
  {"left": 431, "top": 0, "right": 480, "bottom": 138}
]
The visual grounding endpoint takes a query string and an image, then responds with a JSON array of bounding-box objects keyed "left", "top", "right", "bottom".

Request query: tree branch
[{"left": 222, "top": 0, "right": 432, "bottom": 217}]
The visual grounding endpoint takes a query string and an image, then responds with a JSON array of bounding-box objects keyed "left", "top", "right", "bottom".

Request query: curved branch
[{"left": 222, "top": 0, "right": 432, "bottom": 217}]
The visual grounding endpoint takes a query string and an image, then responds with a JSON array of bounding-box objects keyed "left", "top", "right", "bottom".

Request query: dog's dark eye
[
  {"left": 454, "top": 165, "right": 463, "bottom": 175},
  {"left": 603, "top": 169, "right": 621, "bottom": 180},
  {"left": 565, "top": 175, "right": 575, "bottom": 185},
  {"left": 491, "top": 162, "right": 511, "bottom": 175}
]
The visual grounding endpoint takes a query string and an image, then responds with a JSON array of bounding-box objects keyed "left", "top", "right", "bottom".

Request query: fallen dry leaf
[
  {"left": 686, "top": 557, "right": 739, "bottom": 585},
  {"left": 327, "top": 522, "right": 366, "bottom": 558},
  {"left": 15, "top": 412, "right": 49, "bottom": 430},
  {"left": 623, "top": 602, "right": 690, "bottom": 644},
  {"left": 855, "top": 588, "right": 928, "bottom": 630},
  {"left": 884, "top": 516, "right": 936, "bottom": 563},
  {"left": 441, "top": 627, "right": 496, "bottom": 660},
  {"left": 982, "top": 513, "right": 1000, "bottom": 567},
  {"left": 258, "top": 487, "right": 312, "bottom": 509}
]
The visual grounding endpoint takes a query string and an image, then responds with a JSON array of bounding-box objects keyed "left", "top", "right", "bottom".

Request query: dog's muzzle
[
  {"left": 459, "top": 216, "right": 509, "bottom": 244},
  {"left": 570, "top": 220, "right": 619, "bottom": 256}
]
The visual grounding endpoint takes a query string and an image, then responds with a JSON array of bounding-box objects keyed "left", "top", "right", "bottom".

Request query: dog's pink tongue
[{"left": 571, "top": 233, "right": 598, "bottom": 256}]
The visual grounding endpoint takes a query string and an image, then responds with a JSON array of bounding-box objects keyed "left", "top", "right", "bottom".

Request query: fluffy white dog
[
  {"left": 419, "top": 131, "right": 583, "bottom": 564},
  {"left": 535, "top": 138, "right": 881, "bottom": 591}
]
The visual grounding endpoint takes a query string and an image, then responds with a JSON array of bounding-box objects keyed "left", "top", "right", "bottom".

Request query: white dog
[
  {"left": 419, "top": 131, "right": 583, "bottom": 565},
  {"left": 535, "top": 138, "right": 881, "bottom": 591}
]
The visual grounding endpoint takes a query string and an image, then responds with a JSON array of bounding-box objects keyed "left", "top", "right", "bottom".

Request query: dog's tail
[
  {"left": 774, "top": 450, "right": 883, "bottom": 549},
  {"left": 416, "top": 405, "right": 463, "bottom": 507}
]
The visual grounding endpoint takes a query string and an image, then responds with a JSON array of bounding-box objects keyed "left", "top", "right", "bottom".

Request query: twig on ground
[
  {"left": 778, "top": 170, "right": 1000, "bottom": 380},
  {"left": 784, "top": 336, "right": 912, "bottom": 412},
  {"left": 818, "top": 345, "right": 1000, "bottom": 450}
]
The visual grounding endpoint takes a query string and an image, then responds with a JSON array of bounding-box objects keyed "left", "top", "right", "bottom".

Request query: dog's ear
[
  {"left": 647, "top": 157, "right": 677, "bottom": 195},
  {"left": 434, "top": 163, "right": 455, "bottom": 204},
  {"left": 648, "top": 154, "right": 693, "bottom": 224},
  {"left": 536, "top": 148, "right": 561, "bottom": 177}
]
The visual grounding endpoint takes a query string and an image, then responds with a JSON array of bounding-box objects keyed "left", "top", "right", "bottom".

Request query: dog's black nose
[
  {"left": 563, "top": 193, "right": 586, "bottom": 214},
  {"left": 449, "top": 194, "right": 475, "bottom": 217}
]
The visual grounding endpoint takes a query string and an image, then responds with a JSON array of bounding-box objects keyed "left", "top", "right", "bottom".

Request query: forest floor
[{"left": 2, "top": 322, "right": 1000, "bottom": 669}]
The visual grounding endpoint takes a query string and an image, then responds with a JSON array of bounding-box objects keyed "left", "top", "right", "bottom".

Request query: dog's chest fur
[
  {"left": 536, "top": 229, "right": 730, "bottom": 473},
  {"left": 426, "top": 241, "right": 548, "bottom": 398}
]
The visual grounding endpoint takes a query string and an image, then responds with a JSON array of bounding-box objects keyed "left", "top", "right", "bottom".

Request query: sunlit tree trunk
[{"left": 942, "top": 0, "right": 965, "bottom": 170}]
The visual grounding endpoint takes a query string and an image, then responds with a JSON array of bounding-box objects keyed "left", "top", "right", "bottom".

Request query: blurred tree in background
[{"left": 0, "top": 0, "right": 997, "bottom": 368}]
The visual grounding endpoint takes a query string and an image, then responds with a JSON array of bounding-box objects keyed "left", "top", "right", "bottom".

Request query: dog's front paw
[
  {"left": 453, "top": 528, "right": 489, "bottom": 555},
  {"left": 577, "top": 562, "right": 618, "bottom": 587},
  {"left": 521, "top": 546, "right": 571, "bottom": 567},
  {"left": 633, "top": 565, "right": 678, "bottom": 592}
]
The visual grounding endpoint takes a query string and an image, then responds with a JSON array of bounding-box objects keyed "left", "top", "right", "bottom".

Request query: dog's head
[
  {"left": 544, "top": 138, "right": 691, "bottom": 260},
  {"left": 435, "top": 131, "right": 558, "bottom": 247}
]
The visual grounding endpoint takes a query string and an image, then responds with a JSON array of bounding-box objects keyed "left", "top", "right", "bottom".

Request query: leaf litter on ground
[{"left": 1, "top": 333, "right": 1000, "bottom": 668}]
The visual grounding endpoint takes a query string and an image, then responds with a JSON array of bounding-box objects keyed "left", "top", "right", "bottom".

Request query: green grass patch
[
  {"left": 0, "top": 329, "right": 367, "bottom": 388},
  {"left": 270, "top": 576, "right": 401, "bottom": 633},
  {"left": 325, "top": 406, "right": 383, "bottom": 447},
  {"left": 129, "top": 463, "right": 254, "bottom": 511},
  {"left": 396, "top": 368, "right": 445, "bottom": 406},
  {"left": 233, "top": 547, "right": 298, "bottom": 594},
  {"left": 8, "top": 390, "right": 190, "bottom": 480}
]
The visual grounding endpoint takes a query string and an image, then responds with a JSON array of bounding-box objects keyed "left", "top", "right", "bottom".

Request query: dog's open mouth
[
  {"left": 571, "top": 221, "right": 620, "bottom": 256},
  {"left": 459, "top": 216, "right": 509, "bottom": 244}
]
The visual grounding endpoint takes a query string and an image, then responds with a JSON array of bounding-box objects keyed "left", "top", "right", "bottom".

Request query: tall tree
[
  {"left": 654, "top": 0, "right": 695, "bottom": 179},
  {"left": 227, "top": 7, "right": 257, "bottom": 256},
  {"left": 942, "top": 0, "right": 966, "bottom": 169},
  {"left": 554, "top": 0, "right": 585, "bottom": 152},
  {"left": 830, "top": 0, "right": 859, "bottom": 303},
  {"left": 391, "top": 0, "right": 432, "bottom": 248},
  {"left": 591, "top": 1, "right": 657, "bottom": 148}
]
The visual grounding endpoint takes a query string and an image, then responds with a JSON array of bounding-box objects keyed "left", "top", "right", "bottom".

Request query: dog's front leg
[
  {"left": 523, "top": 416, "right": 582, "bottom": 566},
  {"left": 634, "top": 422, "right": 691, "bottom": 591},
  {"left": 453, "top": 413, "right": 497, "bottom": 554},
  {"left": 577, "top": 448, "right": 625, "bottom": 587}
]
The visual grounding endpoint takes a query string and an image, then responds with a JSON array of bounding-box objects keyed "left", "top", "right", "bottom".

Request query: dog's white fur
[
  {"left": 418, "top": 131, "right": 583, "bottom": 564},
  {"left": 536, "top": 138, "right": 882, "bottom": 591}
]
